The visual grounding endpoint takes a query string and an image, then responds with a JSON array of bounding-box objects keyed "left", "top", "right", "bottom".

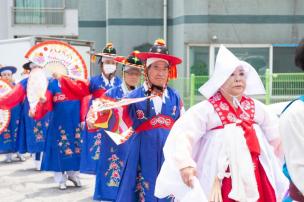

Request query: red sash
[
  {"left": 92, "top": 89, "right": 106, "bottom": 99},
  {"left": 209, "top": 92, "right": 260, "bottom": 155},
  {"left": 135, "top": 114, "right": 175, "bottom": 134},
  {"left": 53, "top": 93, "right": 68, "bottom": 102},
  {"left": 53, "top": 93, "right": 78, "bottom": 102}
]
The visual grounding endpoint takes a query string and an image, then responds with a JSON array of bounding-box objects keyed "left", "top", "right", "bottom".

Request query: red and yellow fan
[
  {"left": 0, "top": 80, "right": 12, "bottom": 134},
  {"left": 25, "top": 40, "right": 88, "bottom": 113},
  {"left": 25, "top": 40, "right": 88, "bottom": 80}
]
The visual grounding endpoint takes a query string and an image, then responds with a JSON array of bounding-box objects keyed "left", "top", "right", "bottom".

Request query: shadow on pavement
[{"left": 24, "top": 185, "right": 88, "bottom": 199}]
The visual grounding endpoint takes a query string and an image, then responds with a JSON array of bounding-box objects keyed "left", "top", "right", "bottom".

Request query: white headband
[
  {"left": 123, "top": 65, "right": 132, "bottom": 72},
  {"left": 0, "top": 70, "right": 13, "bottom": 75},
  {"left": 102, "top": 56, "right": 114, "bottom": 63},
  {"left": 123, "top": 65, "right": 141, "bottom": 72},
  {"left": 146, "top": 58, "right": 169, "bottom": 67}
]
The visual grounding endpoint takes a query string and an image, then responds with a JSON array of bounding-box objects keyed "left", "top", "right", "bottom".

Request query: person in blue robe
[
  {"left": 0, "top": 62, "right": 49, "bottom": 162},
  {"left": 0, "top": 65, "right": 22, "bottom": 162},
  {"left": 93, "top": 51, "right": 143, "bottom": 201},
  {"left": 88, "top": 40, "right": 184, "bottom": 202},
  {"left": 54, "top": 43, "right": 122, "bottom": 175},
  {"left": 33, "top": 77, "right": 83, "bottom": 190}
]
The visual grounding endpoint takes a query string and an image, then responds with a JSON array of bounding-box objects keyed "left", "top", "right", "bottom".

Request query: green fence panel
[{"left": 169, "top": 72, "right": 304, "bottom": 109}]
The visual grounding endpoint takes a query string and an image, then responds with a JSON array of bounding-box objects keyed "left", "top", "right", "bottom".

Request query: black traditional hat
[
  {"left": 95, "top": 42, "right": 117, "bottom": 64},
  {"left": 0, "top": 65, "right": 17, "bottom": 74},
  {"left": 22, "top": 62, "right": 32, "bottom": 70},
  {"left": 114, "top": 50, "right": 144, "bottom": 71},
  {"left": 137, "top": 39, "right": 182, "bottom": 79}
]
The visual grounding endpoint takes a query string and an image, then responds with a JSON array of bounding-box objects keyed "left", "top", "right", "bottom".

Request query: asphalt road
[{"left": 0, "top": 154, "right": 96, "bottom": 202}]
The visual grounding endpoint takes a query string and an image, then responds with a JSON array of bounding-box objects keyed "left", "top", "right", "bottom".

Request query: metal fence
[
  {"left": 169, "top": 70, "right": 304, "bottom": 109},
  {"left": 270, "top": 72, "right": 304, "bottom": 102},
  {"left": 12, "top": 7, "right": 65, "bottom": 25}
]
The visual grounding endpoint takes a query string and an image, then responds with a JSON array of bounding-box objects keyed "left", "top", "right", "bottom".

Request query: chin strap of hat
[{"left": 144, "top": 66, "right": 168, "bottom": 117}]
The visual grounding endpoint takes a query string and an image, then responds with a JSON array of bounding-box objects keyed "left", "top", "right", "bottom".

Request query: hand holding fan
[
  {"left": 90, "top": 96, "right": 155, "bottom": 145},
  {"left": 92, "top": 95, "right": 155, "bottom": 112},
  {"left": 91, "top": 96, "right": 154, "bottom": 128},
  {"left": 27, "top": 68, "right": 48, "bottom": 114},
  {"left": 25, "top": 40, "right": 88, "bottom": 80},
  {"left": 0, "top": 80, "right": 12, "bottom": 134},
  {"left": 86, "top": 105, "right": 133, "bottom": 145}
]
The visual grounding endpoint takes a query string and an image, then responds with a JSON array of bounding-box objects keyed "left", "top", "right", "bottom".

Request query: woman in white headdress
[{"left": 154, "top": 45, "right": 288, "bottom": 202}]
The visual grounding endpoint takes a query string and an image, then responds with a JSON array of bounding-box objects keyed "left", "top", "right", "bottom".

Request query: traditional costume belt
[
  {"left": 92, "top": 89, "right": 106, "bottom": 99},
  {"left": 210, "top": 120, "right": 260, "bottom": 155},
  {"left": 135, "top": 115, "right": 175, "bottom": 133},
  {"left": 210, "top": 121, "right": 257, "bottom": 131},
  {"left": 53, "top": 93, "right": 78, "bottom": 102},
  {"left": 289, "top": 182, "right": 304, "bottom": 201}
]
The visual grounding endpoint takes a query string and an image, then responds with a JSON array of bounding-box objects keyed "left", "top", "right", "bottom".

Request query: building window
[
  {"left": 273, "top": 46, "right": 300, "bottom": 73},
  {"left": 189, "top": 46, "right": 209, "bottom": 76},
  {"left": 214, "top": 46, "right": 270, "bottom": 75},
  {"left": 14, "top": 0, "right": 65, "bottom": 8},
  {"left": 13, "top": 0, "right": 65, "bottom": 25}
]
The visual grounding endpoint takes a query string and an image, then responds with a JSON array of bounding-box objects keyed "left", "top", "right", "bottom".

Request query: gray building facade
[
  {"left": 2, "top": 0, "right": 303, "bottom": 76},
  {"left": 77, "top": 0, "right": 304, "bottom": 77},
  {"left": 1, "top": 0, "right": 304, "bottom": 99}
]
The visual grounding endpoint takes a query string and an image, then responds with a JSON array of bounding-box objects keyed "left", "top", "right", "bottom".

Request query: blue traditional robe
[
  {"left": 93, "top": 84, "right": 134, "bottom": 201},
  {"left": 114, "top": 84, "right": 184, "bottom": 202},
  {"left": 79, "top": 75, "right": 122, "bottom": 175},
  {"left": 0, "top": 78, "right": 49, "bottom": 154},
  {"left": 35, "top": 79, "right": 82, "bottom": 172},
  {"left": 0, "top": 83, "right": 22, "bottom": 154}
]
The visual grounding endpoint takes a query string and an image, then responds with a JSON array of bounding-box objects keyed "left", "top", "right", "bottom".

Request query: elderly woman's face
[{"left": 221, "top": 66, "right": 246, "bottom": 96}]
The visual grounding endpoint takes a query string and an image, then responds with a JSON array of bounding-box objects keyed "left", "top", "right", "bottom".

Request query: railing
[
  {"left": 270, "top": 72, "right": 304, "bottom": 102},
  {"left": 12, "top": 7, "right": 65, "bottom": 25},
  {"left": 169, "top": 70, "right": 304, "bottom": 109}
]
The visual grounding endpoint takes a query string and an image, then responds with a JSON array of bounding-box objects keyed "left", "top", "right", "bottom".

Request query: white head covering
[
  {"left": 198, "top": 45, "right": 265, "bottom": 99},
  {"left": 0, "top": 70, "right": 13, "bottom": 75},
  {"left": 101, "top": 56, "right": 115, "bottom": 63},
  {"left": 146, "top": 58, "right": 169, "bottom": 67}
]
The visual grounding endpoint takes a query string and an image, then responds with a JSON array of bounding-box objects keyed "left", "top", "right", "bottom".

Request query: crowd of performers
[{"left": 0, "top": 38, "right": 304, "bottom": 202}]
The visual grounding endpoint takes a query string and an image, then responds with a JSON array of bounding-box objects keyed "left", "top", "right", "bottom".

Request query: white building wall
[
  {"left": 0, "top": 0, "right": 9, "bottom": 39},
  {"left": 4, "top": 0, "right": 78, "bottom": 38}
]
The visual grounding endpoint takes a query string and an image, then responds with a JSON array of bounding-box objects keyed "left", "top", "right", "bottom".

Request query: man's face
[
  {"left": 147, "top": 61, "right": 169, "bottom": 87},
  {"left": 124, "top": 67, "right": 141, "bottom": 88},
  {"left": 0, "top": 71, "right": 13, "bottom": 82},
  {"left": 100, "top": 59, "right": 117, "bottom": 76}
]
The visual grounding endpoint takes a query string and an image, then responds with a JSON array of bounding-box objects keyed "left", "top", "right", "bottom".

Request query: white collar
[
  {"left": 121, "top": 81, "right": 130, "bottom": 95},
  {"left": 101, "top": 73, "right": 115, "bottom": 86}
]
